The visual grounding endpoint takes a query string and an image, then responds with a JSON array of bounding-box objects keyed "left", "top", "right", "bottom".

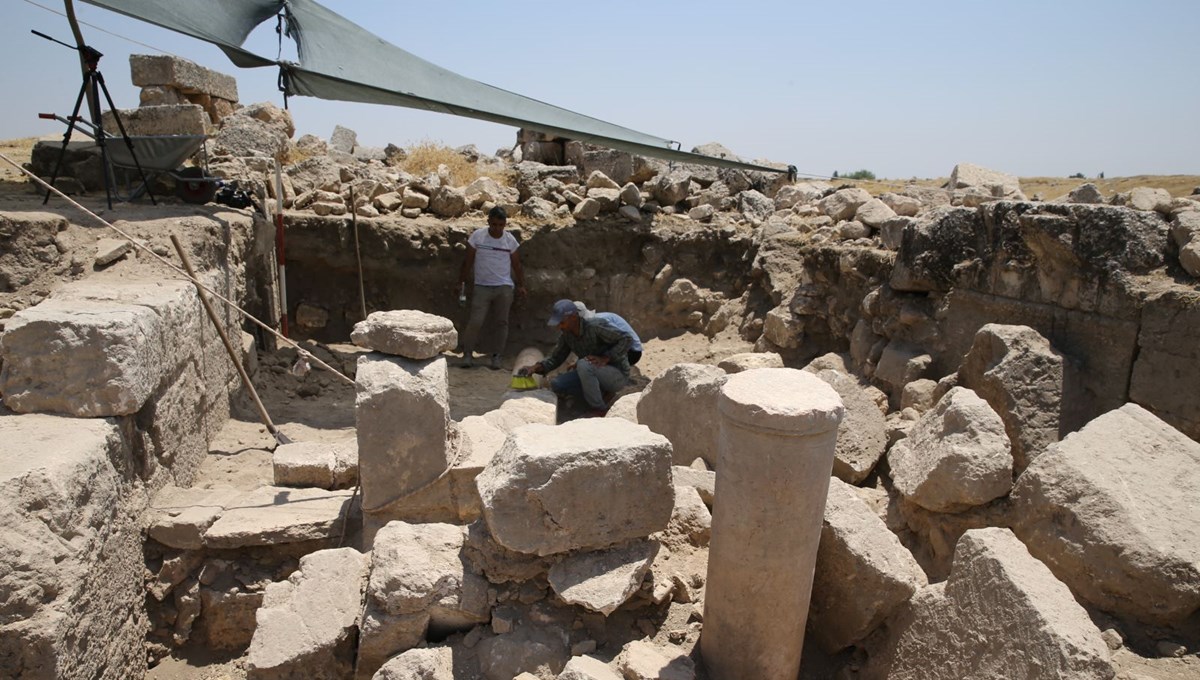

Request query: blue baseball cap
[{"left": 548, "top": 299, "right": 578, "bottom": 326}]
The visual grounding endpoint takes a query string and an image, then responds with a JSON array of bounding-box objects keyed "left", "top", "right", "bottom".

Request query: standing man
[
  {"left": 458, "top": 206, "right": 526, "bottom": 369},
  {"left": 520, "top": 299, "right": 633, "bottom": 417}
]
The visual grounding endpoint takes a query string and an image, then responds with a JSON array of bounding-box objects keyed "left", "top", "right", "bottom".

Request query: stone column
[{"left": 701, "top": 368, "right": 844, "bottom": 680}]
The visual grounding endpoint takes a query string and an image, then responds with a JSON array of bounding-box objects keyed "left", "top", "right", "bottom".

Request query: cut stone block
[
  {"left": 616, "top": 640, "right": 696, "bottom": 680},
  {"left": 548, "top": 539, "right": 659, "bottom": 615},
  {"left": 146, "top": 484, "right": 246, "bottom": 549},
  {"left": 1012, "top": 403, "right": 1200, "bottom": 626},
  {"left": 959, "top": 324, "right": 1064, "bottom": 471},
  {"left": 202, "top": 486, "right": 355, "bottom": 549},
  {"left": 350, "top": 310, "right": 457, "bottom": 360},
  {"left": 272, "top": 440, "right": 357, "bottom": 490},
  {"left": 888, "top": 387, "right": 1012, "bottom": 513},
  {"left": 671, "top": 465, "right": 715, "bottom": 507},
  {"left": 130, "top": 54, "right": 239, "bottom": 101},
  {"left": 373, "top": 647, "right": 462, "bottom": 680},
  {"left": 477, "top": 625, "right": 570, "bottom": 680},
  {"left": 246, "top": 548, "right": 369, "bottom": 680},
  {"left": 94, "top": 238, "right": 132, "bottom": 266},
  {"left": 356, "top": 354, "right": 457, "bottom": 541},
  {"left": 814, "top": 369, "right": 888, "bottom": 484},
  {"left": 476, "top": 419, "right": 674, "bottom": 556},
  {"left": 101, "top": 104, "right": 210, "bottom": 136},
  {"left": 871, "top": 528, "right": 1112, "bottom": 680},
  {"left": 637, "top": 363, "right": 727, "bottom": 467},
  {"left": 605, "top": 392, "right": 642, "bottom": 423},
  {"left": 808, "top": 478, "right": 927, "bottom": 653},
  {"left": 357, "top": 521, "right": 487, "bottom": 679},
  {"left": 0, "top": 412, "right": 145, "bottom": 680},
  {"left": 716, "top": 351, "right": 783, "bottom": 373},
  {"left": 560, "top": 654, "right": 623, "bottom": 680}
]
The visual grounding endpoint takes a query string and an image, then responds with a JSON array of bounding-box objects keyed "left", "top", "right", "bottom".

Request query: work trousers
[
  {"left": 461, "top": 284, "right": 514, "bottom": 356},
  {"left": 550, "top": 358, "right": 628, "bottom": 410}
]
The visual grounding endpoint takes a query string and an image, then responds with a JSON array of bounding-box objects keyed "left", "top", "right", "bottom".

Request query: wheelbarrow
[{"left": 39, "top": 112, "right": 220, "bottom": 203}]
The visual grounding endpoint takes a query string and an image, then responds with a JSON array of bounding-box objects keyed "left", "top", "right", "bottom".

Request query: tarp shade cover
[{"left": 81, "top": 0, "right": 788, "bottom": 174}]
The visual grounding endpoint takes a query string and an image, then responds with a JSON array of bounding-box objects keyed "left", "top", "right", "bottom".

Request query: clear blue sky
[{"left": 3, "top": 0, "right": 1197, "bottom": 179}]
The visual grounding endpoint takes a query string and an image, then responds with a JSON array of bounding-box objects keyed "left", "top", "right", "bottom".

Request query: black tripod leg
[
  {"left": 95, "top": 71, "right": 156, "bottom": 205},
  {"left": 88, "top": 73, "right": 116, "bottom": 210},
  {"left": 43, "top": 76, "right": 91, "bottom": 205}
]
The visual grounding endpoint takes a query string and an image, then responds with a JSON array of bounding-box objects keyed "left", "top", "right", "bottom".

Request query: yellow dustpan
[{"left": 509, "top": 374, "right": 539, "bottom": 390}]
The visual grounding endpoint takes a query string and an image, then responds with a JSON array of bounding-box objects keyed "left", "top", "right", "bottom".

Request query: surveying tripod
[{"left": 34, "top": 30, "right": 156, "bottom": 209}]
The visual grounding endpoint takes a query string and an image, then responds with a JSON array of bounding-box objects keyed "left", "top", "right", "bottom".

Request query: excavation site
[{"left": 2, "top": 42, "right": 1200, "bottom": 680}]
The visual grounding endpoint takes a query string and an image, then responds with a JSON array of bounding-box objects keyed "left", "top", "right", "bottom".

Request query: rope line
[
  {"left": 21, "top": 0, "right": 180, "bottom": 58},
  {"left": 0, "top": 151, "right": 355, "bottom": 386}
]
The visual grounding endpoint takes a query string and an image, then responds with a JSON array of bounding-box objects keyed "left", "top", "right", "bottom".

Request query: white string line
[
  {"left": 0, "top": 150, "right": 355, "bottom": 386},
  {"left": 21, "top": 0, "right": 181, "bottom": 58}
]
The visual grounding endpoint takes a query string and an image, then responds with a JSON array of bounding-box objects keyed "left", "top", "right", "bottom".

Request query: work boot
[{"left": 488, "top": 354, "right": 503, "bottom": 370}]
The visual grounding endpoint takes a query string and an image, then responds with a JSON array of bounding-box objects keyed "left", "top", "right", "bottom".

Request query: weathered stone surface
[
  {"left": 146, "top": 484, "right": 245, "bottom": 549},
  {"left": 212, "top": 114, "right": 290, "bottom": 162},
  {"left": 548, "top": 539, "right": 659, "bottom": 615},
  {"left": 358, "top": 522, "right": 488, "bottom": 679},
  {"left": 0, "top": 412, "right": 146, "bottom": 680},
  {"left": 888, "top": 387, "right": 1013, "bottom": 513},
  {"left": 1129, "top": 290, "right": 1200, "bottom": 439},
  {"left": 958, "top": 324, "right": 1064, "bottom": 471},
  {"left": 717, "top": 351, "right": 783, "bottom": 373},
  {"left": 0, "top": 211, "right": 68, "bottom": 292},
  {"left": 203, "top": 486, "right": 355, "bottom": 549},
  {"left": 879, "top": 192, "right": 921, "bottom": 217},
  {"left": 605, "top": 392, "right": 642, "bottom": 423},
  {"left": 1011, "top": 403, "right": 1200, "bottom": 626},
  {"left": 430, "top": 186, "right": 469, "bottom": 218},
  {"left": 814, "top": 369, "right": 888, "bottom": 484},
  {"left": 131, "top": 54, "right": 238, "bottom": 101},
  {"left": 808, "top": 478, "right": 926, "bottom": 653},
  {"left": 1, "top": 280, "right": 200, "bottom": 416},
  {"left": 246, "top": 548, "right": 369, "bottom": 680},
  {"left": 1068, "top": 183, "right": 1104, "bottom": 204},
  {"left": 350, "top": 310, "right": 457, "bottom": 360},
  {"left": 873, "top": 342, "right": 931, "bottom": 398},
  {"left": 869, "top": 528, "right": 1112, "bottom": 680},
  {"left": 774, "top": 181, "right": 830, "bottom": 209},
  {"left": 663, "top": 485, "right": 711, "bottom": 546},
  {"left": 1124, "top": 186, "right": 1172, "bottom": 213},
  {"left": 356, "top": 354, "right": 456, "bottom": 523},
  {"left": 372, "top": 646, "right": 462, "bottom": 680},
  {"left": 476, "top": 419, "right": 674, "bottom": 556},
  {"left": 818, "top": 187, "right": 872, "bottom": 221},
  {"left": 93, "top": 238, "right": 132, "bottom": 266},
  {"left": 559, "top": 654, "right": 622, "bottom": 680},
  {"left": 616, "top": 640, "right": 696, "bottom": 680},
  {"left": 101, "top": 104, "right": 210, "bottom": 136},
  {"left": 947, "top": 162, "right": 1022, "bottom": 197},
  {"left": 636, "top": 363, "right": 728, "bottom": 467},
  {"left": 671, "top": 465, "right": 715, "bottom": 507},
  {"left": 272, "top": 440, "right": 357, "bottom": 490},
  {"left": 477, "top": 625, "right": 570, "bottom": 680},
  {"left": 855, "top": 198, "right": 897, "bottom": 228}
]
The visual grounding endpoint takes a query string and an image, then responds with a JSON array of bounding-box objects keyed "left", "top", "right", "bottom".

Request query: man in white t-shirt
[{"left": 457, "top": 206, "right": 526, "bottom": 369}]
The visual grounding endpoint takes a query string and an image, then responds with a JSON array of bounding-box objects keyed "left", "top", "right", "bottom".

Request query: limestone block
[
  {"left": 351, "top": 310, "right": 457, "bottom": 360},
  {"left": 477, "top": 625, "right": 570, "bottom": 680},
  {"left": 0, "top": 211, "right": 68, "bottom": 292},
  {"left": 687, "top": 204, "right": 714, "bottom": 222},
  {"left": 130, "top": 54, "right": 238, "bottom": 100},
  {"left": 947, "top": 162, "right": 1021, "bottom": 197},
  {"left": 900, "top": 378, "right": 938, "bottom": 413},
  {"left": 356, "top": 354, "right": 455, "bottom": 515},
  {"left": 1068, "top": 183, "right": 1105, "bottom": 204},
  {"left": 879, "top": 192, "right": 921, "bottom": 216},
  {"left": 616, "top": 640, "right": 696, "bottom": 680},
  {"left": 373, "top": 647, "right": 467, "bottom": 680},
  {"left": 358, "top": 522, "right": 487, "bottom": 679},
  {"left": 717, "top": 351, "right": 783, "bottom": 373},
  {"left": 430, "top": 186, "right": 468, "bottom": 217},
  {"left": 139, "top": 85, "right": 187, "bottom": 106},
  {"left": 1011, "top": 403, "right": 1200, "bottom": 626},
  {"left": 373, "top": 191, "right": 402, "bottom": 212},
  {"left": 211, "top": 116, "right": 289, "bottom": 162},
  {"left": 818, "top": 187, "right": 872, "bottom": 221},
  {"left": 664, "top": 485, "right": 711, "bottom": 546},
  {"left": 653, "top": 170, "right": 691, "bottom": 206},
  {"left": 871, "top": 528, "right": 1112, "bottom": 680},
  {"left": 888, "top": 387, "right": 1013, "bottom": 513},
  {"left": 1125, "top": 186, "right": 1172, "bottom": 213},
  {"left": 605, "top": 392, "right": 641, "bottom": 423},
  {"left": 146, "top": 485, "right": 244, "bottom": 549},
  {"left": 671, "top": 465, "right": 715, "bottom": 507},
  {"left": 620, "top": 182, "right": 643, "bottom": 208},
  {"left": 548, "top": 539, "right": 659, "bottom": 615},
  {"left": 586, "top": 170, "right": 619, "bottom": 190},
  {"left": 873, "top": 342, "right": 932, "bottom": 397},
  {"left": 329, "top": 125, "right": 357, "bottom": 153},
  {"left": 272, "top": 440, "right": 357, "bottom": 490},
  {"left": 0, "top": 412, "right": 146, "bottom": 680},
  {"left": 246, "top": 548, "right": 369, "bottom": 680},
  {"left": 814, "top": 370, "right": 888, "bottom": 484},
  {"left": 101, "top": 104, "right": 210, "bottom": 136},
  {"left": 573, "top": 197, "right": 601, "bottom": 220},
  {"left": 618, "top": 204, "right": 642, "bottom": 223},
  {"left": 560, "top": 655, "right": 623, "bottom": 680},
  {"left": 958, "top": 324, "right": 1064, "bottom": 471},
  {"left": 1129, "top": 290, "right": 1200, "bottom": 439},
  {"left": 738, "top": 189, "right": 774, "bottom": 224},
  {"left": 636, "top": 363, "right": 727, "bottom": 467},
  {"left": 401, "top": 187, "right": 430, "bottom": 209},
  {"left": 855, "top": 197, "right": 897, "bottom": 228},
  {"left": 808, "top": 478, "right": 926, "bottom": 653},
  {"left": 774, "top": 181, "right": 829, "bottom": 209},
  {"left": 476, "top": 419, "right": 674, "bottom": 556},
  {"left": 1, "top": 279, "right": 201, "bottom": 417},
  {"left": 203, "top": 486, "right": 355, "bottom": 549}
]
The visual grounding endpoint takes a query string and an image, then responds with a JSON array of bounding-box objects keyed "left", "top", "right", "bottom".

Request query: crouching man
[{"left": 519, "top": 299, "right": 633, "bottom": 418}]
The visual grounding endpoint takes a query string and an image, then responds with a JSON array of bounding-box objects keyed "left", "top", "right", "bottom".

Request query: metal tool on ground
[{"left": 170, "top": 234, "right": 293, "bottom": 446}]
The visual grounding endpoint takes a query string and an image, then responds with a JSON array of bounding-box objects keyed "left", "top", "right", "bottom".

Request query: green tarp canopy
[{"left": 81, "top": 0, "right": 790, "bottom": 174}]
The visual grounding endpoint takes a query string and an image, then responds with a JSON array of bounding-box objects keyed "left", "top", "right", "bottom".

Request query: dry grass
[
  {"left": 834, "top": 174, "right": 1199, "bottom": 201},
  {"left": 400, "top": 140, "right": 514, "bottom": 187}
]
